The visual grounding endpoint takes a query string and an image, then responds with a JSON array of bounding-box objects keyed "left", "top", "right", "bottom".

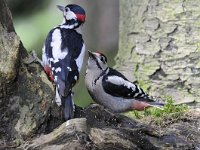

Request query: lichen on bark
[
  {"left": 116, "top": 0, "right": 200, "bottom": 104},
  {"left": 0, "top": 31, "right": 20, "bottom": 82},
  {"left": 0, "top": 0, "right": 63, "bottom": 145}
]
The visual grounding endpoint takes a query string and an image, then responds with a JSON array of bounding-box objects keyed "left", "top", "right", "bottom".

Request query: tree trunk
[
  {"left": 116, "top": 0, "right": 200, "bottom": 104},
  {"left": 0, "top": 0, "right": 62, "bottom": 146}
]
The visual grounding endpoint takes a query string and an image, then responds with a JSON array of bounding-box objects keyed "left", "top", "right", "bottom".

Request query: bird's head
[
  {"left": 87, "top": 51, "right": 108, "bottom": 73},
  {"left": 57, "top": 4, "right": 86, "bottom": 27}
]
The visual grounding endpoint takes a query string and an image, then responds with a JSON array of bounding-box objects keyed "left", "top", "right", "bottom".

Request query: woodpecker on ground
[
  {"left": 42, "top": 4, "right": 86, "bottom": 120},
  {"left": 85, "top": 51, "right": 164, "bottom": 113}
]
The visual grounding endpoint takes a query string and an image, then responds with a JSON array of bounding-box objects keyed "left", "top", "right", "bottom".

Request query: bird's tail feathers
[
  {"left": 141, "top": 92, "right": 165, "bottom": 105},
  {"left": 139, "top": 93, "right": 165, "bottom": 109},
  {"left": 148, "top": 101, "right": 165, "bottom": 109},
  {"left": 61, "top": 93, "right": 75, "bottom": 121}
]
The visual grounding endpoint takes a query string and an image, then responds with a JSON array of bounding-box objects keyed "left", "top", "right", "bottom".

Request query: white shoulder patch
[
  {"left": 75, "top": 44, "right": 86, "bottom": 71},
  {"left": 75, "top": 26, "right": 82, "bottom": 34},
  {"left": 106, "top": 76, "right": 136, "bottom": 91},
  {"left": 51, "top": 29, "right": 68, "bottom": 60}
]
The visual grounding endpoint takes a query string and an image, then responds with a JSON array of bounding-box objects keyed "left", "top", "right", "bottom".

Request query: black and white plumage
[
  {"left": 42, "top": 4, "right": 86, "bottom": 120},
  {"left": 85, "top": 51, "right": 164, "bottom": 112}
]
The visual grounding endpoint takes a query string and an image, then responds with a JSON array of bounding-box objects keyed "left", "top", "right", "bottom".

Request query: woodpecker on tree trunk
[
  {"left": 42, "top": 4, "right": 86, "bottom": 121},
  {"left": 85, "top": 51, "right": 164, "bottom": 113}
]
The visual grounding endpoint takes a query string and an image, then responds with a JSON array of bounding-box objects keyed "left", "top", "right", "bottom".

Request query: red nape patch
[
  {"left": 94, "top": 50, "right": 106, "bottom": 57},
  {"left": 132, "top": 101, "right": 150, "bottom": 111},
  {"left": 76, "top": 14, "right": 86, "bottom": 22},
  {"left": 44, "top": 65, "right": 54, "bottom": 81},
  {"left": 95, "top": 50, "right": 104, "bottom": 55}
]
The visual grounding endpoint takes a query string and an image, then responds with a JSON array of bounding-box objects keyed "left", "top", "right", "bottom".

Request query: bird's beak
[
  {"left": 57, "top": 5, "right": 65, "bottom": 12},
  {"left": 88, "top": 50, "right": 93, "bottom": 57},
  {"left": 88, "top": 50, "right": 96, "bottom": 59}
]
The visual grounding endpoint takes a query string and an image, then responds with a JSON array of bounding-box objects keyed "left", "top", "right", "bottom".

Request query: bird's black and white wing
[
  {"left": 43, "top": 27, "right": 85, "bottom": 97},
  {"left": 102, "top": 68, "right": 154, "bottom": 102}
]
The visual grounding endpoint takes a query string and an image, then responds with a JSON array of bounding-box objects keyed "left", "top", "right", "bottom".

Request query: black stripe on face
[
  {"left": 89, "top": 53, "right": 103, "bottom": 70},
  {"left": 94, "top": 67, "right": 108, "bottom": 85},
  {"left": 94, "top": 59, "right": 103, "bottom": 70}
]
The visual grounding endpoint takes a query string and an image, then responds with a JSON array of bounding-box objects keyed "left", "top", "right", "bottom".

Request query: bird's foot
[
  {"left": 85, "top": 103, "right": 116, "bottom": 116},
  {"left": 87, "top": 103, "right": 101, "bottom": 108},
  {"left": 103, "top": 107, "right": 116, "bottom": 117},
  {"left": 84, "top": 103, "right": 105, "bottom": 111},
  {"left": 23, "top": 50, "right": 43, "bottom": 66},
  {"left": 32, "top": 50, "right": 43, "bottom": 67}
]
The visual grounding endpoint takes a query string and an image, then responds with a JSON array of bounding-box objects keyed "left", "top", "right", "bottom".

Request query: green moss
[
  {"left": 124, "top": 96, "right": 188, "bottom": 125},
  {"left": 14, "top": 138, "right": 22, "bottom": 147},
  {"left": 195, "top": 42, "right": 200, "bottom": 52},
  {"left": 137, "top": 80, "right": 151, "bottom": 92},
  {"left": 133, "top": 60, "right": 160, "bottom": 81}
]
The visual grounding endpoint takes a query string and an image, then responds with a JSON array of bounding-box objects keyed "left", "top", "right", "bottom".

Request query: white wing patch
[
  {"left": 75, "top": 44, "right": 86, "bottom": 71},
  {"left": 106, "top": 76, "right": 136, "bottom": 91},
  {"left": 55, "top": 87, "right": 61, "bottom": 106},
  {"left": 51, "top": 29, "right": 68, "bottom": 60},
  {"left": 53, "top": 59, "right": 59, "bottom": 63},
  {"left": 67, "top": 67, "right": 72, "bottom": 71},
  {"left": 55, "top": 67, "right": 61, "bottom": 73},
  {"left": 42, "top": 45, "right": 48, "bottom": 66},
  {"left": 74, "top": 75, "right": 77, "bottom": 81},
  {"left": 54, "top": 75, "right": 58, "bottom": 82}
]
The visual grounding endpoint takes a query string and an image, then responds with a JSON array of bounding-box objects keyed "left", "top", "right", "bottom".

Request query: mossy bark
[
  {"left": 0, "top": 0, "right": 62, "bottom": 146},
  {"left": 116, "top": 0, "right": 200, "bottom": 104},
  {"left": 21, "top": 105, "right": 200, "bottom": 150}
]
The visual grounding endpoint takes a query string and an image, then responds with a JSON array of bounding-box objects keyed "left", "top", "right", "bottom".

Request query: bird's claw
[{"left": 31, "top": 50, "right": 43, "bottom": 67}]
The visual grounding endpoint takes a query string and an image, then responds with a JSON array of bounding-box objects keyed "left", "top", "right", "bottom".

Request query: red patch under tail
[{"left": 44, "top": 65, "right": 54, "bottom": 81}]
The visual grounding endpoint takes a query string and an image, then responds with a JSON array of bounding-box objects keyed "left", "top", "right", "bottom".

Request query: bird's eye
[
  {"left": 65, "top": 8, "right": 69, "bottom": 12},
  {"left": 100, "top": 56, "right": 105, "bottom": 63}
]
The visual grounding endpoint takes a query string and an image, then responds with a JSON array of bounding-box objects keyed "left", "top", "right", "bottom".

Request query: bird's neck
[
  {"left": 60, "top": 19, "right": 82, "bottom": 30},
  {"left": 88, "top": 67, "right": 109, "bottom": 84},
  {"left": 75, "top": 26, "right": 82, "bottom": 34}
]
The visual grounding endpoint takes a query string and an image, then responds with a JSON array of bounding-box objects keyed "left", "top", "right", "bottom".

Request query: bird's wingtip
[{"left": 148, "top": 101, "right": 165, "bottom": 110}]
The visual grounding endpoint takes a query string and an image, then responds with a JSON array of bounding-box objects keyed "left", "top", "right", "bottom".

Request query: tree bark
[
  {"left": 20, "top": 105, "right": 200, "bottom": 150},
  {"left": 116, "top": 0, "right": 200, "bottom": 104},
  {"left": 0, "top": 0, "right": 62, "bottom": 146}
]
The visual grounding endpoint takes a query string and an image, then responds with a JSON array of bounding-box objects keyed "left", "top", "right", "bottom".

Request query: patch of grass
[{"left": 124, "top": 96, "right": 188, "bottom": 126}]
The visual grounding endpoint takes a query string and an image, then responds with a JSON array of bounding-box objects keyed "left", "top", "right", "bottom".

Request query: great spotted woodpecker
[
  {"left": 85, "top": 51, "right": 164, "bottom": 112},
  {"left": 42, "top": 4, "right": 86, "bottom": 120}
]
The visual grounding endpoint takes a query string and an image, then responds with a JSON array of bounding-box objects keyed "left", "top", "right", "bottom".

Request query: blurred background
[{"left": 8, "top": 0, "right": 119, "bottom": 107}]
